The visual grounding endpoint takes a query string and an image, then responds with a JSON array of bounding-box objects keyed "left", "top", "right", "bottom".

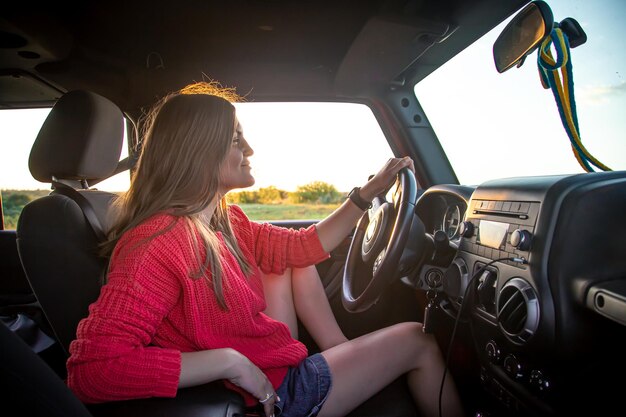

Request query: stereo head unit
[{"left": 460, "top": 199, "right": 540, "bottom": 267}]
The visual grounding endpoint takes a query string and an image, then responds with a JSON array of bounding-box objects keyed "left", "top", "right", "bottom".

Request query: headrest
[{"left": 29, "top": 90, "right": 125, "bottom": 183}]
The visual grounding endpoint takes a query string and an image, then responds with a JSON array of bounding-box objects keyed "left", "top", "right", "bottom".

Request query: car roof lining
[{"left": 1, "top": 0, "right": 530, "bottom": 113}]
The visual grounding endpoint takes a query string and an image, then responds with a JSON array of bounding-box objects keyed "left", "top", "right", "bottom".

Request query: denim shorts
[{"left": 274, "top": 353, "right": 333, "bottom": 417}]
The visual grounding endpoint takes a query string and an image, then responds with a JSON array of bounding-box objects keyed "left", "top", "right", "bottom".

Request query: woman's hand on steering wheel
[
  {"left": 343, "top": 163, "right": 423, "bottom": 313},
  {"left": 360, "top": 157, "right": 415, "bottom": 201}
]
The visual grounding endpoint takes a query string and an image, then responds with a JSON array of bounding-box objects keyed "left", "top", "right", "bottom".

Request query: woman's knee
[
  {"left": 292, "top": 265, "right": 318, "bottom": 281},
  {"left": 388, "top": 321, "right": 424, "bottom": 338},
  {"left": 387, "top": 322, "right": 440, "bottom": 358}
]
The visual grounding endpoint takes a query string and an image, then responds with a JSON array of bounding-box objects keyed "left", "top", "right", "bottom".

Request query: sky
[
  {"left": 415, "top": 0, "right": 626, "bottom": 185},
  {"left": 1, "top": 0, "right": 624, "bottom": 192},
  {"left": 0, "top": 103, "right": 392, "bottom": 192}
]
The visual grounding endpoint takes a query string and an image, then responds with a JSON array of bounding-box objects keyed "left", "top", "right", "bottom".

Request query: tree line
[
  {"left": 227, "top": 181, "right": 342, "bottom": 205},
  {"left": 1, "top": 189, "right": 49, "bottom": 229}
]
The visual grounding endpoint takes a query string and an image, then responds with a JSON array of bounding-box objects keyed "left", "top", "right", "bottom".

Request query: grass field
[{"left": 235, "top": 203, "right": 340, "bottom": 221}]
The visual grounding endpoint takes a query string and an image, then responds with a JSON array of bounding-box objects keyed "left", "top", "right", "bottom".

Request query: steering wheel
[{"left": 342, "top": 167, "right": 423, "bottom": 312}]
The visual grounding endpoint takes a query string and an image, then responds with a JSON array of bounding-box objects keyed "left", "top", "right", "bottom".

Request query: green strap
[{"left": 537, "top": 27, "right": 611, "bottom": 172}]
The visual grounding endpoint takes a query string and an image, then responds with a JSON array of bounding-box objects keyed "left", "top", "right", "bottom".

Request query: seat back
[
  {"left": 0, "top": 320, "right": 93, "bottom": 417},
  {"left": 0, "top": 228, "right": 56, "bottom": 357},
  {"left": 16, "top": 90, "right": 124, "bottom": 356}
]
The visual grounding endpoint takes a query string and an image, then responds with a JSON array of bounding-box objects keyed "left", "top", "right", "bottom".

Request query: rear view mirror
[{"left": 493, "top": 1, "right": 553, "bottom": 73}]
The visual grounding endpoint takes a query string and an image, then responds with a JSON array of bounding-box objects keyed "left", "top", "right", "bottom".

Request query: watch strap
[{"left": 348, "top": 187, "right": 371, "bottom": 211}]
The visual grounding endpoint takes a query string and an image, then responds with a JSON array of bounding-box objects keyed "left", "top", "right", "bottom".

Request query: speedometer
[{"left": 442, "top": 205, "right": 461, "bottom": 239}]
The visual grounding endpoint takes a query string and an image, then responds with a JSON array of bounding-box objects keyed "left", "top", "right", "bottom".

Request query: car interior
[{"left": 1, "top": 1, "right": 625, "bottom": 417}]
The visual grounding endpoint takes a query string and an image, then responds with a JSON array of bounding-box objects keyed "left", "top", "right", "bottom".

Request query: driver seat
[
  {"left": 15, "top": 90, "right": 245, "bottom": 416},
  {"left": 17, "top": 90, "right": 124, "bottom": 356}
]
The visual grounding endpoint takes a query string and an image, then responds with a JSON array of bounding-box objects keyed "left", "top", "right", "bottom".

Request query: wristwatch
[{"left": 348, "top": 187, "right": 372, "bottom": 211}]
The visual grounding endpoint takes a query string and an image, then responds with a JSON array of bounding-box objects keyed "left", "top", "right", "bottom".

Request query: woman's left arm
[
  {"left": 237, "top": 156, "right": 413, "bottom": 272},
  {"left": 315, "top": 156, "right": 414, "bottom": 253}
]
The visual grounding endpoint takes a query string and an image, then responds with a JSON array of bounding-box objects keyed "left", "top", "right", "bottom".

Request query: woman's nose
[{"left": 243, "top": 138, "right": 254, "bottom": 156}]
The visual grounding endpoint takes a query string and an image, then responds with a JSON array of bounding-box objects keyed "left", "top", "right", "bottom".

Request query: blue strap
[{"left": 537, "top": 27, "right": 611, "bottom": 172}]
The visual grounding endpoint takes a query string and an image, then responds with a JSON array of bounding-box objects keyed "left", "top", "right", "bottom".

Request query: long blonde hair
[{"left": 103, "top": 83, "right": 250, "bottom": 309}]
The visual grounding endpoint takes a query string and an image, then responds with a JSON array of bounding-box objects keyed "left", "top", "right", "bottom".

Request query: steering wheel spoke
[
  {"left": 372, "top": 247, "right": 387, "bottom": 275},
  {"left": 369, "top": 195, "right": 386, "bottom": 215}
]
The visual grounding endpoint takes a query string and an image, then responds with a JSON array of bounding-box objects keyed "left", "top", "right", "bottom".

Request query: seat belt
[{"left": 51, "top": 181, "right": 107, "bottom": 242}]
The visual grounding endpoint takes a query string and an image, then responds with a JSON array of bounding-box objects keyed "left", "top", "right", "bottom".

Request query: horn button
[{"left": 362, "top": 204, "right": 391, "bottom": 262}]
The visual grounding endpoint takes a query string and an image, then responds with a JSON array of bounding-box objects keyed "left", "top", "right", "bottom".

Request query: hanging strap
[
  {"left": 537, "top": 27, "right": 611, "bottom": 172},
  {"left": 52, "top": 181, "right": 106, "bottom": 242}
]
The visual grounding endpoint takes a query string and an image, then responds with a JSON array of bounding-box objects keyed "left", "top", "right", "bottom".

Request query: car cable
[{"left": 437, "top": 256, "right": 527, "bottom": 417}]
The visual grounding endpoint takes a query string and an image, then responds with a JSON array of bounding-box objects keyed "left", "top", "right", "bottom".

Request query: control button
[
  {"left": 503, "top": 354, "right": 524, "bottom": 380},
  {"left": 485, "top": 340, "right": 501, "bottom": 364},
  {"left": 459, "top": 221, "right": 475, "bottom": 237},
  {"left": 529, "top": 369, "right": 551, "bottom": 394},
  {"left": 510, "top": 229, "right": 532, "bottom": 251},
  {"left": 519, "top": 202, "right": 530, "bottom": 213}
]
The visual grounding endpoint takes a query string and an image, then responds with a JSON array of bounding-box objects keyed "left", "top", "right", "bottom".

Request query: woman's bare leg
[
  {"left": 318, "top": 322, "right": 464, "bottom": 417},
  {"left": 263, "top": 269, "right": 463, "bottom": 416},
  {"left": 261, "top": 266, "right": 347, "bottom": 350},
  {"left": 292, "top": 266, "right": 348, "bottom": 350},
  {"left": 261, "top": 269, "right": 298, "bottom": 338}
]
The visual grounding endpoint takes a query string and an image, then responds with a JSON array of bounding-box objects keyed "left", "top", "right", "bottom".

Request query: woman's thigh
[{"left": 261, "top": 269, "right": 298, "bottom": 338}]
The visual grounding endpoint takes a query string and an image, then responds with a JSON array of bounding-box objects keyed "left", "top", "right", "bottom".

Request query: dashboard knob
[
  {"left": 433, "top": 230, "right": 449, "bottom": 250},
  {"left": 529, "top": 369, "right": 551, "bottom": 394},
  {"left": 510, "top": 229, "right": 532, "bottom": 251},
  {"left": 485, "top": 340, "right": 501, "bottom": 364},
  {"left": 459, "top": 221, "right": 474, "bottom": 237},
  {"left": 503, "top": 354, "right": 524, "bottom": 380}
]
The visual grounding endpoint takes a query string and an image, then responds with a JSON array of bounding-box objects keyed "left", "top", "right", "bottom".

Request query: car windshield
[{"left": 415, "top": 0, "right": 626, "bottom": 186}]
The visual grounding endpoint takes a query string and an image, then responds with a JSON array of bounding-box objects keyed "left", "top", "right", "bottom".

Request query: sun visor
[{"left": 335, "top": 16, "right": 453, "bottom": 96}]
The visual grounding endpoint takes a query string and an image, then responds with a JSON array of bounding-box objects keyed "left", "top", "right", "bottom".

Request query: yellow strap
[{"left": 539, "top": 31, "right": 611, "bottom": 171}]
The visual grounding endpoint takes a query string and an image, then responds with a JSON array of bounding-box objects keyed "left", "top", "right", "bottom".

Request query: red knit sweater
[{"left": 66, "top": 205, "right": 329, "bottom": 404}]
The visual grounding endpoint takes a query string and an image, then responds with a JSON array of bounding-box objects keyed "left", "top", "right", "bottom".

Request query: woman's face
[{"left": 218, "top": 115, "right": 255, "bottom": 194}]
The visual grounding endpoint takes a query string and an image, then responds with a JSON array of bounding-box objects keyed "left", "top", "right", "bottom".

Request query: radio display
[{"left": 478, "top": 220, "right": 508, "bottom": 249}]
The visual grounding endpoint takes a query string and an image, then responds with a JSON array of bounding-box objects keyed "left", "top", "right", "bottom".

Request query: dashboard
[
  {"left": 414, "top": 184, "right": 474, "bottom": 242},
  {"left": 442, "top": 203, "right": 463, "bottom": 240},
  {"left": 405, "top": 171, "right": 626, "bottom": 416}
]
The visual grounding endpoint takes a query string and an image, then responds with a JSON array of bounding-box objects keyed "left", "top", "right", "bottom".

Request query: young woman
[{"left": 66, "top": 82, "right": 464, "bottom": 417}]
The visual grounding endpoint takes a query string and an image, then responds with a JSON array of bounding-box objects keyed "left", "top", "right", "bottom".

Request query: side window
[
  {"left": 231, "top": 102, "right": 393, "bottom": 220},
  {"left": 0, "top": 108, "right": 130, "bottom": 230},
  {"left": 1, "top": 103, "right": 392, "bottom": 226}
]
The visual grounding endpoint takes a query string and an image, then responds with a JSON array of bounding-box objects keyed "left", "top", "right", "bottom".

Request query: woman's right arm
[
  {"left": 179, "top": 349, "right": 238, "bottom": 388},
  {"left": 68, "top": 218, "right": 274, "bottom": 407},
  {"left": 67, "top": 221, "right": 189, "bottom": 403},
  {"left": 66, "top": 241, "right": 183, "bottom": 402},
  {"left": 180, "top": 349, "right": 276, "bottom": 415}
]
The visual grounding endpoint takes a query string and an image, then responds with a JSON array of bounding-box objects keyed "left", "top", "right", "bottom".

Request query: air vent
[{"left": 497, "top": 278, "right": 539, "bottom": 343}]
